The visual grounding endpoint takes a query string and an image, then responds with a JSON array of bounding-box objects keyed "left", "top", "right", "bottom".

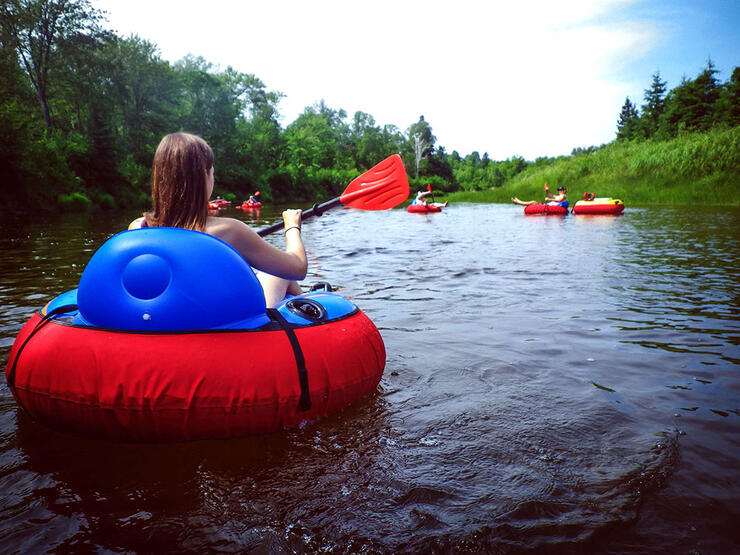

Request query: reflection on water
[{"left": 0, "top": 204, "right": 738, "bottom": 552}]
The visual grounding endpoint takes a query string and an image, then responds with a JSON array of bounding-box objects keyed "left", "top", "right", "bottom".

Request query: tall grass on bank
[{"left": 445, "top": 127, "right": 740, "bottom": 206}]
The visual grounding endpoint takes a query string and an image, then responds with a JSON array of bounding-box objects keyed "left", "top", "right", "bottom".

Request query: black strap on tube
[
  {"left": 266, "top": 308, "right": 311, "bottom": 411},
  {"left": 7, "top": 304, "right": 78, "bottom": 390}
]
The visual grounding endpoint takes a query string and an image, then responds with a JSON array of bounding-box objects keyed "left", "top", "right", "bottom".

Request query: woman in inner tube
[
  {"left": 129, "top": 132, "right": 306, "bottom": 307},
  {"left": 511, "top": 183, "right": 567, "bottom": 206}
]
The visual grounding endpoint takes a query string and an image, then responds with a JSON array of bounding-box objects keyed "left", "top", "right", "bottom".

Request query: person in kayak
[
  {"left": 511, "top": 183, "right": 567, "bottom": 206},
  {"left": 411, "top": 190, "right": 448, "bottom": 208},
  {"left": 128, "top": 132, "right": 306, "bottom": 307}
]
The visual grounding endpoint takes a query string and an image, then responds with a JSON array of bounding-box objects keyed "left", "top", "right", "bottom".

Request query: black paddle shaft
[{"left": 257, "top": 197, "right": 343, "bottom": 237}]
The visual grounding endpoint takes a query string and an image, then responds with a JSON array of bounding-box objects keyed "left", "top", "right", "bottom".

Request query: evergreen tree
[
  {"left": 717, "top": 66, "right": 740, "bottom": 127},
  {"left": 616, "top": 97, "right": 639, "bottom": 140},
  {"left": 692, "top": 59, "right": 721, "bottom": 130},
  {"left": 640, "top": 71, "right": 667, "bottom": 138},
  {"left": 660, "top": 60, "right": 721, "bottom": 137}
]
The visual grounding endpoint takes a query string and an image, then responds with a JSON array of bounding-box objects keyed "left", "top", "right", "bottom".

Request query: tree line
[
  {"left": 616, "top": 61, "right": 740, "bottom": 142},
  {"left": 2, "top": 1, "right": 738, "bottom": 212}
]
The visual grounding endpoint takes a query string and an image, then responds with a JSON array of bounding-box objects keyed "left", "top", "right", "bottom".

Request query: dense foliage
[{"left": 1, "top": 1, "right": 738, "bottom": 212}]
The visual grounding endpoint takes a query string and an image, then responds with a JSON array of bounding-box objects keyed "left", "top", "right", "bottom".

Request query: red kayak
[
  {"left": 523, "top": 203, "right": 568, "bottom": 216},
  {"left": 407, "top": 204, "right": 442, "bottom": 214}
]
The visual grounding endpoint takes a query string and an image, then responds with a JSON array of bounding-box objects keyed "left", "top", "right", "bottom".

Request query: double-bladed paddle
[{"left": 257, "top": 154, "right": 409, "bottom": 237}]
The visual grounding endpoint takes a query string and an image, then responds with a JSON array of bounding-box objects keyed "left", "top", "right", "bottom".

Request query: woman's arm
[{"left": 209, "top": 213, "right": 307, "bottom": 281}]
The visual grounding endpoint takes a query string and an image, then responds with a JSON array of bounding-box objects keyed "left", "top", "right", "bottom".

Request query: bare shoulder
[
  {"left": 205, "top": 216, "right": 257, "bottom": 244},
  {"left": 128, "top": 217, "right": 144, "bottom": 230}
]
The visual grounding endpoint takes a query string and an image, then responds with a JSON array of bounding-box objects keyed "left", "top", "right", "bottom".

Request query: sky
[{"left": 92, "top": 0, "right": 739, "bottom": 161}]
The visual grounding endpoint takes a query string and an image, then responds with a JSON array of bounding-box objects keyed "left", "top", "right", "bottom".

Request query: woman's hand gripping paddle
[
  {"left": 426, "top": 183, "right": 436, "bottom": 204},
  {"left": 257, "top": 154, "right": 409, "bottom": 237}
]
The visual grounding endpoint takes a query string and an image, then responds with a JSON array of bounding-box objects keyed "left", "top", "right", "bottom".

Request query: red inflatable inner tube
[
  {"left": 523, "top": 203, "right": 568, "bottom": 215},
  {"left": 6, "top": 309, "right": 385, "bottom": 441},
  {"left": 407, "top": 204, "right": 441, "bottom": 213},
  {"left": 573, "top": 203, "right": 625, "bottom": 215}
]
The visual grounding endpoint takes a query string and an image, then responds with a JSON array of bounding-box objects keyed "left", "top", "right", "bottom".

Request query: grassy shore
[{"left": 445, "top": 127, "right": 740, "bottom": 206}]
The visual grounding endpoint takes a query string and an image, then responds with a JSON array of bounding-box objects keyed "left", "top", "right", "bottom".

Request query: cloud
[{"left": 94, "top": 0, "right": 660, "bottom": 159}]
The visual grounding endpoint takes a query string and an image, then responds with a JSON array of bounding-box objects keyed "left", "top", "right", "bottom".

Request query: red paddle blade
[
  {"left": 427, "top": 184, "right": 432, "bottom": 192},
  {"left": 339, "top": 154, "right": 409, "bottom": 210},
  {"left": 254, "top": 191, "right": 260, "bottom": 196}
]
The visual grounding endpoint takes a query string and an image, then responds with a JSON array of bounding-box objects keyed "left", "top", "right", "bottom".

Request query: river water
[{"left": 1, "top": 203, "right": 738, "bottom": 553}]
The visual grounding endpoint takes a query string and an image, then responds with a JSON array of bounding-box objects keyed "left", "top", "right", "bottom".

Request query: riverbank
[{"left": 444, "top": 127, "right": 740, "bottom": 206}]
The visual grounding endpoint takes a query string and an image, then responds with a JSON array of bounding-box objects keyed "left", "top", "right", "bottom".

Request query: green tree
[
  {"left": 284, "top": 106, "right": 339, "bottom": 171},
  {"left": 660, "top": 60, "right": 721, "bottom": 137},
  {"left": 349, "top": 111, "right": 381, "bottom": 169},
  {"left": 380, "top": 124, "right": 406, "bottom": 158},
  {"left": 232, "top": 75, "right": 285, "bottom": 196},
  {"left": 175, "top": 56, "right": 239, "bottom": 140},
  {"left": 51, "top": 29, "right": 131, "bottom": 201},
  {"left": 426, "top": 145, "right": 453, "bottom": 183},
  {"left": 640, "top": 71, "right": 667, "bottom": 138},
  {"left": 0, "top": 38, "right": 44, "bottom": 208},
  {"left": 0, "top": 0, "right": 103, "bottom": 129},
  {"left": 348, "top": 111, "right": 405, "bottom": 170},
  {"left": 616, "top": 97, "right": 639, "bottom": 140},
  {"left": 691, "top": 60, "right": 721, "bottom": 131},
  {"left": 106, "top": 36, "right": 180, "bottom": 167},
  {"left": 175, "top": 56, "right": 272, "bottom": 191},
  {"left": 0, "top": 4, "right": 104, "bottom": 209},
  {"left": 717, "top": 66, "right": 740, "bottom": 127},
  {"left": 280, "top": 102, "right": 350, "bottom": 198}
]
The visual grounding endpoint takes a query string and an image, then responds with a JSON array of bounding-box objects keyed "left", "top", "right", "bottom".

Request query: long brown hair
[{"left": 144, "top": 133, "right": 214, "bottom": 231}]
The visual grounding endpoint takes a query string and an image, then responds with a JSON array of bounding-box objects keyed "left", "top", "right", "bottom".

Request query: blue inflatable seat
[{"left": 72, "top": 228, "right": 269, "bottom": 331}]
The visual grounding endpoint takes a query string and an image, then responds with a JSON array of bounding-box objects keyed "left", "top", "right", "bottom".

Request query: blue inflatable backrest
[{"left": 73, "top": 228, "right": 269, "bottom": 331}]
